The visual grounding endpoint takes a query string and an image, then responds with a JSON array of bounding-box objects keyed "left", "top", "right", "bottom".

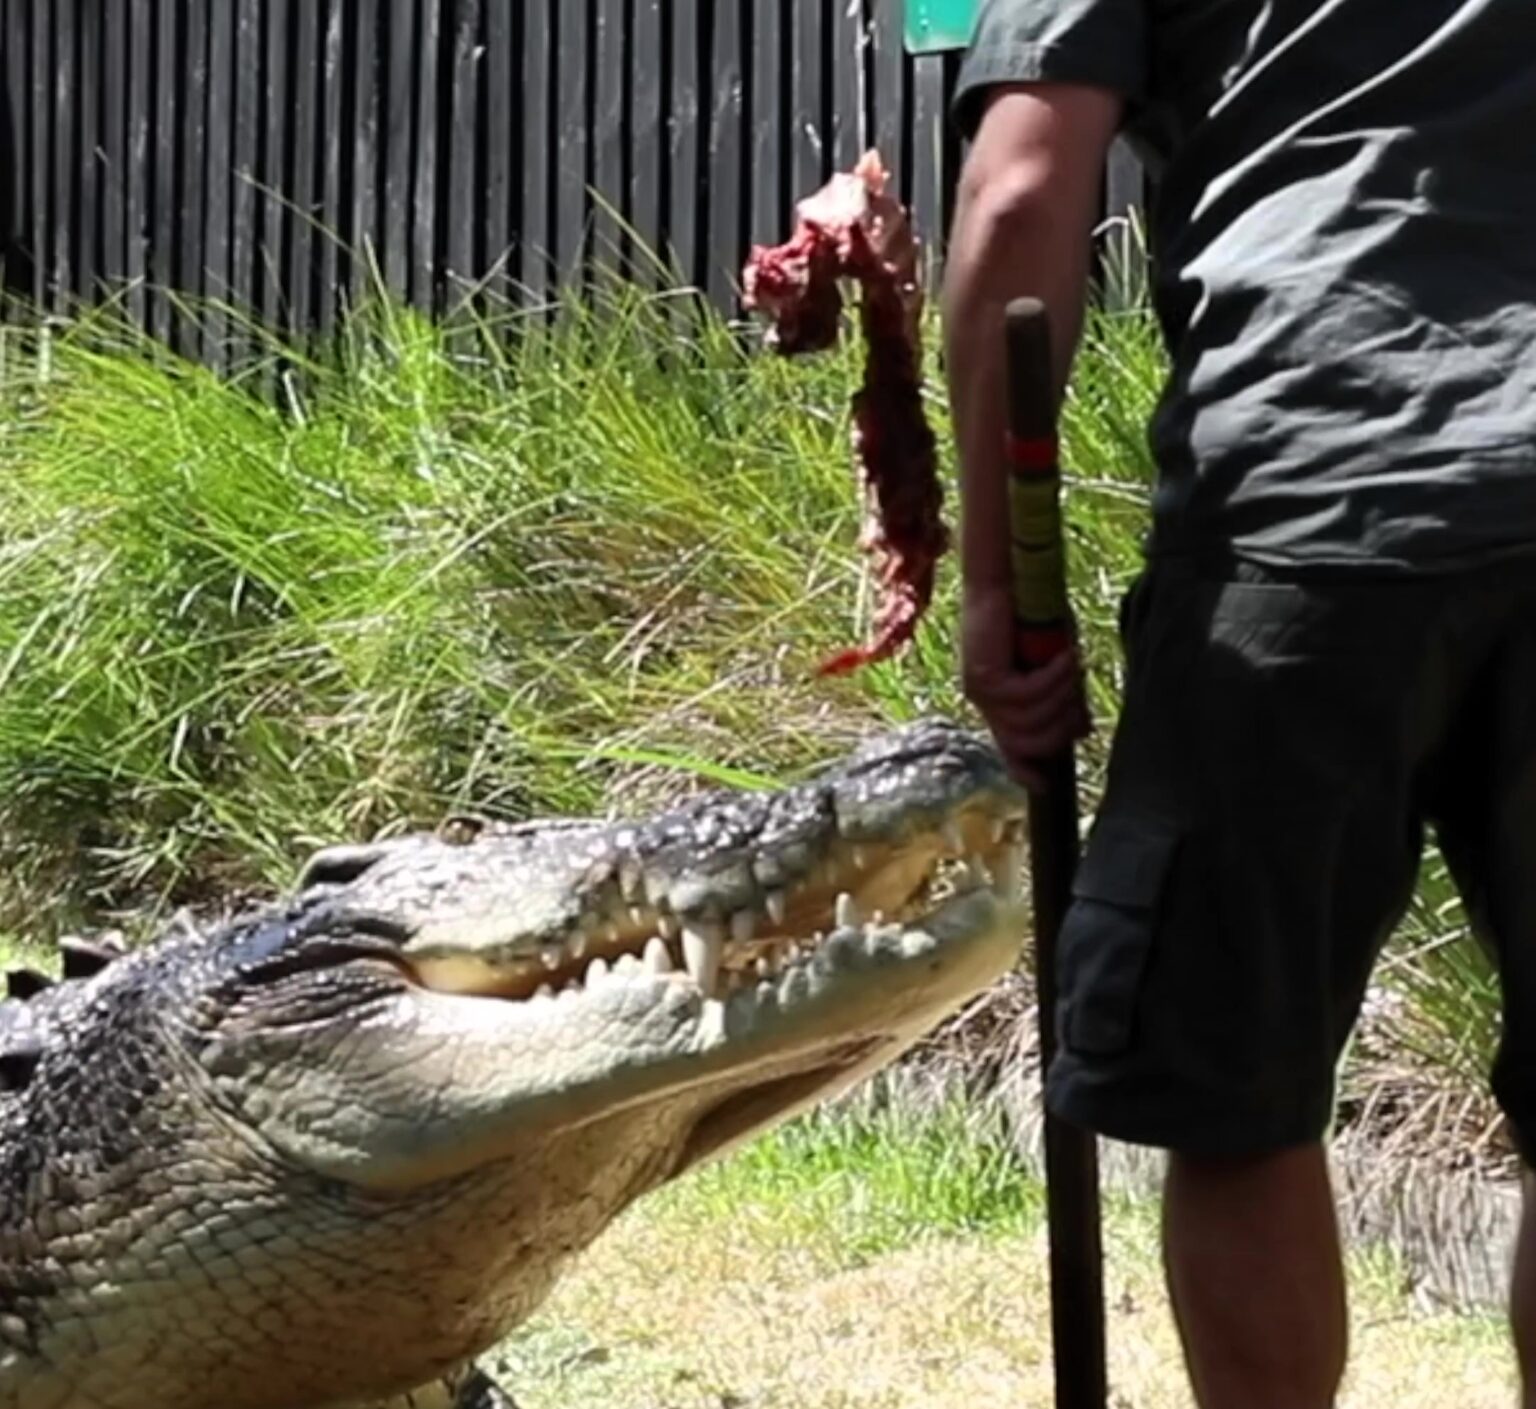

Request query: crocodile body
[{"left": 0, "top": 719, "right": 1028, "bottom": 1409}]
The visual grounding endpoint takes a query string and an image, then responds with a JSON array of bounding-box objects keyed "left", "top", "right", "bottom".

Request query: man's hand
[
  {"left": 941, "top": 81, "right": 1122, "bottom": 790},
  {"left": 962, "top": 582, "right": 1092, "bottom": 790}
]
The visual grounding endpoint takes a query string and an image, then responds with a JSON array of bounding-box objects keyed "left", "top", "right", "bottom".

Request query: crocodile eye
[
  {"left": 59, "top": 934, "right": 126, "bottom": 980},
  {"left": 298, "top": 844, "right": 388, "bottom": 889}
]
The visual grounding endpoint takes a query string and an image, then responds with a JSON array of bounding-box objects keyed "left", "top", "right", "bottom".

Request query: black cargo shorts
[{"left": 1045, "top": 555, "right": 1536, "bottom": 1157}]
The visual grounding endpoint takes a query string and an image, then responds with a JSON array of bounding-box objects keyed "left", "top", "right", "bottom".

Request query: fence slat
[
  {"left": 262, "top": 0, "right": 290, "bottom": 330},
  {"left": 630, "top": 0, "right": 663, "bottom": 281},
  {"left": 911, "top": 53, "right": 945, "bottom": 271},
  {"left": 666, "top": 0, "right": 700, "bottom": 288},
  {"left": 5, "top": 0, "right": 1145, "bottom": 346},
  {"left": 124, "top": 0, "right": 149, "bottom": 321},
  {"left": 287, "top": 0, "right": 319, "bottom": 335},
  {"left": 382, "top": 0, "right": 413, "bottom": 299},
  {"left": 483, "top": 0, "right": 513, "bottom": 296},
  {"left": 318, "top": 0, "right": 345, "bottom": 331},
  {"left": 75, "top": 0, "right": 100, "bottom": 302},
  {"left": 30, "top": 0, "right": 50, "bottom": 307},
  {"left": 100, "top": 0, "right": 127, "bottom": 289},
  {"left": 706, "top": 0, "right": 745, "bottom": 308},
  {"left": 151, "top": 0, "right": 177, "bottom": 340},
  {"left": 2, "top": 2, "right": 29, "bottom": 297},
  {"left": 519, "top": 0, "right": 553, "bottom": 300},
  {"left": 177, "top": 0, "right": 208, "bottom": 353},
  {"left": 748, "top": 0, "right": 782, "bottom": 249},
  {"left": 204, "top": 0, "right": 234, "bottom": 357},
  {"left": 555, "top": 0, "right": 592, "bottom": 284},
  {"left": 790, "top": 0, "right": 824, "bottom": 199},
  {"left": 51, "top": 0, "right": 75, "bottom": 303},
  {"left": 832, "top": 0, "right": 866, "bottom": 171},
  {"left": 411, "top": 0, "right": 440, "bottom": 311},
  {"left": 349, "top": 0, "right": 379, "bottom": 304},
  {"left": 229, "top": 0, "right": 260, "bottom": 333},
  {"left": 870, "top": 0, "right": 906, "bottom": 204},
  {"left": 594, "top": 0, "right": 627, "bottom": 272},
  {"left": 446, "top": 0, "right": 480, "bottom": 298}
]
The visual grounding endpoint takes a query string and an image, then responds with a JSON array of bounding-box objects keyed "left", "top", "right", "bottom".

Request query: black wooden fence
[{"left": 0, "top": 0, "right": 1144, "bottom": 355}]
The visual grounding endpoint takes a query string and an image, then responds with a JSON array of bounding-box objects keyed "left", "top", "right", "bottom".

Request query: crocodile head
[{"left": 0, "top": 717, "right": 1029, "bottom": 1409}]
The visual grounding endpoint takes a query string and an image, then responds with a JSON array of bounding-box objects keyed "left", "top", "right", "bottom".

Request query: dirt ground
[{"left": 493, "top": 1197, "right": 1515, "bottom": 1409}]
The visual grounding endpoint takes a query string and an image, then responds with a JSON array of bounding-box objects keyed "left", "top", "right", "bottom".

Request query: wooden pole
[{"left": 1002, "top": 295, "right": 1108, "bottom": 1409}]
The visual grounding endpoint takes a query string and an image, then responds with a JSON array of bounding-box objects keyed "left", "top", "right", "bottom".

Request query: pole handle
[
  {"left": 1002, "top": 296, "right": 1108, "bottom": 1409},
  {"left": 1002, "top": 297, "right": 1072, "bottom": 669}
]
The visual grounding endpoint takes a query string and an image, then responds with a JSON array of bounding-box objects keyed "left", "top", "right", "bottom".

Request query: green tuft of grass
[
  {"left": 656, "top": 1098, "right": 1045, "bottom": 1266},
  {"left": 497, "top": 1095, "right": 1515, "bottom": 1409},
  {"left": 0, "top": 273, "right": 1157, "bottom": 937},
  {"left": 0, "top": 252, "right": 1502, "bottom": 1158}
]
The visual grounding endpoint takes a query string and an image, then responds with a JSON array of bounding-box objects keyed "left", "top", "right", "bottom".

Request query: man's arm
[{"left": 941, "top": 83, "right": 1124, "bottom": 785}]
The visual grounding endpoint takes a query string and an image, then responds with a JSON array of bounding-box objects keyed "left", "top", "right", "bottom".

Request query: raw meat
[{"left": 742, "top": 151, "right": 949, "bottom": 677}]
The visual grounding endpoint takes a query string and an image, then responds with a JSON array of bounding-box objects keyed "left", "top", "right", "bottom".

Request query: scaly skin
[{"left": 0, "top": 719, "right": 1029, "bottom": 1409}]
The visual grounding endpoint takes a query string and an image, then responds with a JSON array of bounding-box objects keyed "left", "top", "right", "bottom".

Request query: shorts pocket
[{"left": 1058, "top": 813, "right": 1181, "bottom": 1058}]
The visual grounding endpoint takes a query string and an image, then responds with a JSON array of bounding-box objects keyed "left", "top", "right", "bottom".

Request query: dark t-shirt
[{"left": 954, "top": 1, "right": 1536, "bottom": 571}]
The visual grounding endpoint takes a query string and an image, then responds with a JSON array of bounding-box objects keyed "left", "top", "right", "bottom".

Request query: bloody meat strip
[{"left": 742, "top": 151, "right": 949, "bottom": 677}]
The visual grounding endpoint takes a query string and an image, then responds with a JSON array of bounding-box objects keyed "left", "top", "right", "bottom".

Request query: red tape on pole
[{"left": 1005, "top": 432, "right": 1060, "bottom": 474}]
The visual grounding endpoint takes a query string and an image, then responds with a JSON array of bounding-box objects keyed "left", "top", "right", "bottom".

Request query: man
[{"left": 940, "top": 3, "right": 1536, "bottom": 1406}]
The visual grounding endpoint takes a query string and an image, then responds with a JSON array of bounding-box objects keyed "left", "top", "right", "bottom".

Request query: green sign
[{"left": 904, "top": 0, "right": 980, "bottom": 53}]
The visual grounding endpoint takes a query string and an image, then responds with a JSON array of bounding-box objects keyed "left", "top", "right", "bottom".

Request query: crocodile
[{"left": 0, "top": 718, "right": 1030, "bottom": 1409}]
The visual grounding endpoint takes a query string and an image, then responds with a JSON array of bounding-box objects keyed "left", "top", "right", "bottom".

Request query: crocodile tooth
[
  {"left": 995, "top": 844, "right": 1026, "bottom": 903},
  {"left": 834, "top": 892, "right": 862, "bottom": 929},
  {"left": 603, "top": 921, "right": 622, "bottom": 944},
  {"left": 540, "top": 946, "right": 563, "bottom": 970},
  {"left": 628, "top": 906, "right": 650, "bottom": 928},
  {"left": 699, "top": 997, "right": 728, "bottom": 1041},
  {"left": 657, "top": 911, "right": 680, "bottom": 941},
  {"left": 584, "top": 957, "right": 610, "bottom": 989},
  {"left": 755, "top": 956, "right": 774, "bottom": 979},
  {"left": 942, "top": 820, "right": 966, "bottom": 854},
  {"left": 730, "top": 909, "right": 756, "bottom": 944},
  {"left": 568, "top": 933, "right": 589, "bottom": 960},
  {"left": 852, "top": 846, "right": 870, "bottom": 870},
  {"left": 991, "top": 817, "right": 1008, "bottom": 844},
  {"left": 764, "top": 890, "right": 787, "bottom": 925},
  {"left": 618, "top": 860, "right": 647, "bottom": 903},
  {"left": 959, "top": 856, "right": 992, "bottom": 889},
  {"left": 614, "top": 953, "right": 643, "bottom": 976},
  {"left": 681, "top": 921, "right": 724, "bottom": 997},
  {"left": 534, "top": 983, "right": 555, "bottom": 1000},
  {"left": 644, "top": 937, "right": 674, "bottom": 973},
  {"left": 780, "top": 965, "right": 811, "bottom": 1003}
]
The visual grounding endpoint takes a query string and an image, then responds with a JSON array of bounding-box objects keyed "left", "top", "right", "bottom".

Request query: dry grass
[{"left": 493, "top": 1178, "right": 1514, "bottom": 1409}]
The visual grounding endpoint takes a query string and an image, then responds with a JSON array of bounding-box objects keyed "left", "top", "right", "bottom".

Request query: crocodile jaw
[{"left": 222, "top": 876, "right": 1027, "bottom": 1191}]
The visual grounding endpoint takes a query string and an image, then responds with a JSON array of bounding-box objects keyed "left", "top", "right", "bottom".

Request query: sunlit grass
[
  {"left": 0, "top": 275, "right": 1155, "bottom": 937},
  {"left": 493, "top": 1100, "right": 1514, "bottom": 1409},
  {"left": 0, "top": 256, "right": 1503, "bottom": 1161}
]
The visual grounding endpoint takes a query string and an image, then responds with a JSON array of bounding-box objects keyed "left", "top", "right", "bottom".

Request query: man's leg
[
  {"left": 1162, "top": 1144, "right": 1347, "bottom": 1409},
  {"left": 1041, "top": 565, "right": 1442, "bottom": 1403}
]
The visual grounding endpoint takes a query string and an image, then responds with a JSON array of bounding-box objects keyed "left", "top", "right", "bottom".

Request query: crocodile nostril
[
  {"left": 0, "top": 1030, "right": 41, "bottom": 1092},
  {"left": 5, "top": 970, "right": 52, "bottom": 1001},
  {"left": 437, "top": 815, "right": 488, "bottom": 848}
]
